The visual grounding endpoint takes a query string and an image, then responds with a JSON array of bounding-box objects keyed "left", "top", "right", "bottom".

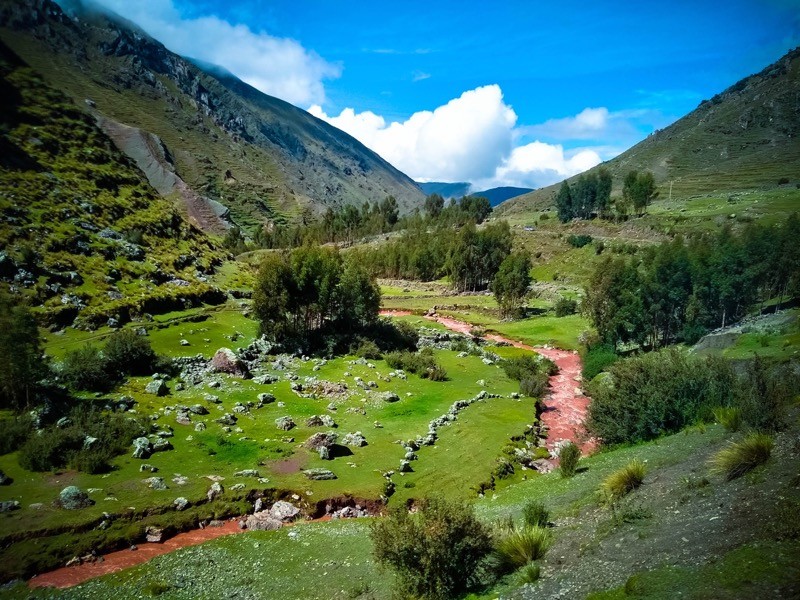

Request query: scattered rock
[
  {"left": 173, "top": 497, "right": 190, "bottom": 511},
  {"left": 0, "top": 500, "right": 20, "bottom": 513},
  {"left": 342, "top": 432, "right": 367, "bottom": 447},
  {"left": 145, "top": 526, "right": 164, "bottom": 543},
  {"left": 304, "top": 431, "right": 337, "bottom": 451},
  {"left": 210, "top": 347, "right": 251, "bottom": 378},
  {"left": 58, "top": 486, "right": 93, "bottom": 510},
  {"left": 379, "top": 391, "right": 400, "bottom": 403},
  {"left": 257, "top": 392, "right": 275, "bottom": 406},
  {"left": 303, "top": 468, "right": 337, "bottom": 480},
  {"left": 143, "top": 477, "right": 168, "bottom": 491},
  {"left": 151, "top": 438, "right": 173, "bottom": 453},
  {"left": 139, "top": 464, "right": 158, "bottom": 473},
  {"left": 245, "top": 512, "right": 282, "bottom": 531},
  {"left": 275, "top": 416, "right": 295, "bottom": 431},
  {"left": 189, "top": 404, "right": 209, "bottom": 415},
  {"left": 207, "top": 481, "right": 224, "bottom": 501},
  {"left": 132, "top": 437, "right": 152, "bottom": 459},
  {"left": 270, "top": 500, "right": 300, "bottom": 522},
  {"left": 145, "top": 379, "right": 168, "bottom": 396},
  {"left": 0, "top": 470, "right": 11, "bottom": 485},
  {"left": 233, "top": 469, "right": 260, "bottom": 478}
]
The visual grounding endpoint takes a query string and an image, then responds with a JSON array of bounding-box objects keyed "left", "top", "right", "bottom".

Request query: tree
[
  {"left": 370, "top": 496, "right": 492, "bottom": 600},
  {"left": 492, "top": 251, "right": 532, "bottom": 318},
  {"left": 555, "top": 181, "right": 573, "bottom": 222},
  {"left": 336, "top": 260, "right": 381, "bottom": 331},
  {"left": 424, "top": 193, "right": 445, "bottom": 219},
  {"left": 624, "top": 170, "right": 659, "bottom": 216},
  {"left": 103, "top": 330, "right": 158, "bottom": 377},
  {"left": 596, "top": 167, "right": 613, "bottom": 218},
  {"left": 0, "top": 294, "right": 46, "bottom": 410},
  {"left": 252, "top": 252, "right": 293, "bottom": 341},
  {"left": 379, "top": 195, "right": 399, "bottom": 228}
]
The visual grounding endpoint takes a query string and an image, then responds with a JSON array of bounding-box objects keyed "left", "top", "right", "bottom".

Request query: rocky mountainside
[
  {"left": 498, "top": 47, "right": 800, "bottom": 216},
  {"left": 0, "top": 0, "right": 424, "bottom": 234}
]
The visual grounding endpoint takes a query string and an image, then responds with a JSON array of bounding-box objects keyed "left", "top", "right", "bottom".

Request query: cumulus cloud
[
  {"left": 310, "top": 85, "right": 517, "bottom": 182},
  {"left": 522, "top": 106, "right": 672, "bottom": 145},
  {"left": 89, "top": 0, "right": 340, "bottom": 106}
]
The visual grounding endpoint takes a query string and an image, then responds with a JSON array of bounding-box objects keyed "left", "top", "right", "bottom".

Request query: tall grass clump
[
  {"left": 493, "top": 525, "right": 552, "bottom": 572},
  {"left": 713, "top": 406, "right": 742, "bottom": 432},
  {"left": 601, "top": 459, "right": 646, "bottom": 500},
  {"left": 559, "top": 441, "right": 581, "bottom": 478},
  {"left": 522, "top": 500, "right": 550, "bottom": 528},
  {"left": 710, "top": 432, "right": 773, "bottom": 481}
]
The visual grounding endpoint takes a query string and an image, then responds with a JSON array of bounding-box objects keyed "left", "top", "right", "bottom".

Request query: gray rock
[
  {"left": 233, "top": 469, "right": 260, "bottom": 478},
  {"left": 132, "top": 437, "right": 152, "bottom": 459},
  {"left": 275, "top": 416, "right": 295, "bottom": 431},
  {"left": 145, "top": 526, "right": 164, "bottom": 542},
  {"left": 0, "top": 470, "right": 11, "bottom": 485},
  {"left": 399, "top": 460, "right": 412, "bottom": 473},
  {"left": 216, "top": 413, "right": 238, "bottom": 426},
  {"left": 253, "top": 374, "right": 278, "bottom": 385},
  {"left": 245, "top": 512, "right": 282, "bottom": 531},
  {"left": 207, "top": 481, "right": 224, "bottom": 502},
  {"left": 232, "top": 403, "right": 248, "bottom": 414},
  {"left": 189, "top": 404, "right": 208, "bottom": 415},
  {"left": 151, "top": 439, "right": 173, "bottom": 453},
  {"left": 58, "top": 486, "right": 93, "bottom": 509},
  {"left": 305, "top": 431, "right": 337, "bottom": 451},
  {"left": 210, "top": 347, "right": 251, "bottom": 378},
  {"left": 56, "top": 416, "right": 72, "bottom": 428},
  {"left": 342, "top": 432, "right": 367, "bottom": 447},
  {"left": 145, "top": 380, "right": 168, "bottom": 396},
  {"left": 319, "top": 446, "right": 330, "bottom": 460},
  {"left": 179, "top": 339, "right": 190, "bottom": 346},
  {"left": 257, "top": 392, "right": 275, "bottom": 406},
  {"left": 379, "top": 391, "right": 400, "bottom": 403},
  {"left": 173, "top": 497, "right": 190, "bottom": 511},
  {"left": 303, "top": 468, "right": 337, "bottom": 480},
  {"left": 0, "top": 500, "right": 20, "bottom": 513},
  {"left": 143, "top": 477, "right": 168, "bottom": 491},
  {"left": 194, "top": 422, "right": 207, "bottom": 432},
  {"left": 139, "top": 464, "right": 158, "bottom": 473},
  {"left": 270, "top": 500, "right": 300, "bottom": 521}
]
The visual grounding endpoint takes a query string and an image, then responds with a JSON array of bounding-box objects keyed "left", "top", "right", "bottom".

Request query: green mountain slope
[
  {"left": 498, "top": 47, "right": 800, "bottom": 217},
  {"left": 0, "top": 40, "right": 225, "bottom": 328},
  {"left": 0, "top": 0, "right": 424, "bottom": 233}
]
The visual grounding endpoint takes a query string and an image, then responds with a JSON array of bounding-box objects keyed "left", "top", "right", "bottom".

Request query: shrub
[
  {"left": 554, "top": 297, "right": 577, "bottom": 317},
  {"left": 351, "top": 339, "right": 382, "bottom": 360},
  {"left": 516, "top": 563, "right": 541, "bottom": 584},
  {"left": 385, "top": 349, "right": 447, "bottom": 380},
  {"left": 19, "top": 428, "right": 83, "bottom": 471},
  {"left": 60, "top": 344, "right": 112, "bottom": 391},
  {"left": 567, "top": 234, "right": 593, "bottom": 248},
  {"left": 103, "top": 330, "right": 157, "bottom": 376},
  {"left": 735, "top": 356, "right": 793, "bottom": 432},
  {"left": 494, "top": 525, "right": 552, "bottom": 572},
  {"left": 370, "top": 496, "right": 492, "bottom": 600},
  {"left": 713, "top": 406, "right": 742, "bottom": 432},
  {"left": 520, "top": 375, "right": 548, "bottom": 398},
  {"left": 559, "top": 442, "right": 581, "bottom": 478},
  {"left": 581, "top": 344, "right": 618, "bottom": 380},
  {"left": 522, "top": 500, "right": 549, "bottom": 528},
  {"left": 710, "top": 432, "right": 773, "bottom": 481},
  {"left": 0, "top": 416, "right": 34, "bottom": 455},
  {"left": 503, "top": 355, "right": 556, "bottom": 398},
  {"left": 601, "top": 459, "right": 646, "bottom": 500}
]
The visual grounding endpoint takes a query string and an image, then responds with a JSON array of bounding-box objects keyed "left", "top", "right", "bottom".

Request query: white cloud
[
  {"left": 89, "top": 0, "right": 340, "bottom": 106},
  {"left": 310, "top": 84, "right": 517, "bottom": 182},
  {"left": 412, "top": 71, "right": 431, "bottom": 82}
]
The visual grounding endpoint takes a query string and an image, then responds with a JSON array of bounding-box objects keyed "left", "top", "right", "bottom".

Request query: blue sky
[{"left": 93, "top": 0, "right": 800, "bottom": 189}]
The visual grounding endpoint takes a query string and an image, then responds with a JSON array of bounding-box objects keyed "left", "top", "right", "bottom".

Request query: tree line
[
  {"left": 555, "top": 168, "right": 658, "bottom": 222},
  {"left": 583, "top": 215, "right": 800, "bottom": 349}
]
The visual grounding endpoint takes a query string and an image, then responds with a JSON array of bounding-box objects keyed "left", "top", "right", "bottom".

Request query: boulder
[
  {"left": 253, "top": 374, "right": 278, "bottom": 385},
  {"left": 143, "top": 477, "right": 168, "bottom": 491},
  {"left": 0, "top": 500, "right": 20, "bottom": 513},
  {"left": 207, "top": 481, "right": 224, "bottom": 502},
  {"left": 173, "top": 497, "right": 190, "bottom": 511},
  {"left": 304, "top": 431, "right": 337, "bottom": 451},
  {"left": 210, "top": 348, "right": 251, "bottom": 378},
  {"left": 189, "top": 404, "right": 209, "bottom": 415},
  {"left": 233, "top": 469, "right": 260, "bottom": 478},
  {"left": 257, "top": 392, "right": 275, "bottom": 406},
  {"left": 303, "top": 468, "right": 337, "bottom": 481},
  {"left": 58, "top": 486, "right": 93, "bottom": 509},
  {"left": 131, "top": 437, "right": 152, "bottom": 459},
  {"left": 145, "top": 526, "right": 164, "bottom": 542},
  {"left": 245, "top": 512, "right": 282, "bottom": 531},
  {"left": 306, "top": 415, "right": 324, "bottom": 427},
  {"left": 275, "top": 416, "right": 295, "bottom": 431},
  {"left": 342, "top": 432, "right": 367, "bottom": 447},
  {"left": 318, "top": 446, "right": 330, "bottom": 460},
  {"left": 379, "top": 391, "right": 400, "bottom": 403},
  {"left": 145, "top": 379, "right": 168, "bottom": 396},
  {"left": 194, "top": 422, "right": 206, "bottom": 432},
  {"left": 0, "top": 470, "right": 11, "bottom": 485},
  {"left": 216, "top": 413, "right": 238, "bottom": 426},
  {"left": 270, "top": 500, "right": 300, "bottom": 522},
  {"left": 151, "top": 439, "right": 173, "bottom": 453},
  {"left": 399, "top": 460, "right": 412, "bottom": 473},
  {"left": 139, "top": 464, "right": 158, "bottom": 473}
]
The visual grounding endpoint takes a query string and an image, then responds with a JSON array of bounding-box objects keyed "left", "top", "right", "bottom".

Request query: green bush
[
  {"left": 0, "top": 416, "right": 34, "bottom": 455},
  {"left": 559, "top": 442, "right": 581, "bottom": 478},
  {"left": 385, "top": 349, "right": 447, "bottom": 380},
  {"left": 567, "top": 234, "right": 593, "bottom": 248},
  {"left": 503, "top": 355, "right": 556, "bottom": 398},
  {"left": 581, "top": 344, "right": 619, "bottom": 380},
  {"left": 370, "top": 496, "right": 492, "bottom": 600},
  {"left": 522, "top": 500, "right": 549, "bottom": 528},
  {"left": 494, "top": 525, "right": 552, "bottom": 572},
  {"left": 710, "top": 432, "right": 773, "bottom": 481},
  {"left": 587, "top": 349, "right": 736, "bottom": 445},
  {"left": 601, "top": 459, "right": 646, "bottom": 500},
  {"left": 516, "top": 563, "right": 541, "bottom": 584},
  {"left": 736, "top": 356, "right": 794, "bottom": 432},
  {"left": 103, "top": 329, "right": 157, "bottom": 376},
  {"left": 60, "top": 344, "right": 112, "bottom": 392},
  {"left": 554, "top": 297, "right": 577, "bottom": 317},
  {"left": 713, "top": 406, "right": 742, "bottom": 432},
  {"left": 351, "top": 339, "right": 382, "bottom": 360},
  {"left": 18, "top": 428, "right": 83, "bottom": 471}
]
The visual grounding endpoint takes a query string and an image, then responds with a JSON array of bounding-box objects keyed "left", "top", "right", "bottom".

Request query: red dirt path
[{"left": 380, "top": 311, "right": 597, "bottom": 455}]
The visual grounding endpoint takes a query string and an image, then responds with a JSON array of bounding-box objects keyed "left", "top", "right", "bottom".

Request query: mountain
[
  {"left": 417, "top": 181, "right": 472, "bottom": 199},
  {"left": 497, "top": 47, "right": 800, "bottom": 216},
  {"left": 0, "top": 0, "right": 424, "bottom": 234},
  {"left": 472, "top": 186, "right": 533, "bottom": 206},
  {"left": 0, "top": 39, "right": 225, "bottom": 329}
]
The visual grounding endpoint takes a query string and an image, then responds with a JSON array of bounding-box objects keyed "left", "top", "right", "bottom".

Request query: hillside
[
  {"left": 475, "top": 186, "right": 533, "bottom": 206},
  {"left": 418, "top": 181, "right": 472, "bottom": 199},
  {"left": 0, "top": 0, "right": 424, "bottom": 233},
  {"left": 498, "top": 46, "right": 800, "bottom": 217},
  {"left": 0, "top": 40, "right": 225, "bottom": 328}
]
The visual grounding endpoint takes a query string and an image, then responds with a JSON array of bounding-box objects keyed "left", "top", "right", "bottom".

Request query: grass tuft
[
  {"left": 559, "top": 441, "right": 581, "bottom": 478},
  {"left": 494, "top": 525, "right": 552, "bottom": 571},
  {"left": 522, "top": 500, "right": 550, "bottom": 528},
  {"left": 709, "top": 432, "right": 773, "bottom": 481},
  {"left": 601, "top": 459, "right": 646, "bottom": 500},
  {"left": 713, "top": 406, "right": 742, "bottom": 432}
]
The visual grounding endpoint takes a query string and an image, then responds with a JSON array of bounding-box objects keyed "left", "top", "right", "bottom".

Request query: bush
[
  {"left": 587, "top": 349, "right": 736, "bottom": 445},
  {"left": 493, "top": 525, "right": 552, "bottom": 572},
  {"left": 503, "top": 355, "right": 556, "bottom": 398},
  {"left": 19, "top": 428, "right": 83, "bottom": 471},
  {"left": 601, "top": 459, "right": 646, "bottom": 500},
  {"left": 516, "top": 563, "right": 541, "bottom": 584},
  {"left": 60, "top": 344, "right": 112, "bottom": 392},
  {"left": 554, "top": 297, "right": 577, "bottom": 317},
  {"left": 522, "top": 500, "right": 549, "bottom": 528},
  {"left": 581, "top": 344, "right": 618, "bottom": 380},
  {"left": 370, "top": 496, "right": 492, "bottom": 600},
  {"left": 710, "top": 432, "right": 773, "bottom": 481},
  {"left": 713, "top": 406, "right": 742, "bottom": 432},
  {"left": 0, "top": 416, "right": 34, "bottom": 455},
  {"left": 103, "top": 330, "right": 157, "bottom": 376},
  {"left": 351, "top": 339, "right": 382, "bottom": 360},
  {"left": 385, "top": 349, "right": 447, "bottom": 380},
  {"left": 567, "top": 234, "right": 593, "bottom": 248},
  {"left": 735, "top": 356, "right": 794, "bottom": 432},
  {"left": 519, "top": 375, "right": 548, "bottom": 398},
  {"left": 559, "top": 442, "right": 581, "bottom": 478}
]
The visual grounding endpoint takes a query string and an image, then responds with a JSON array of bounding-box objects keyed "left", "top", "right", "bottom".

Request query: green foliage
[
  {"left": 710, "top": 432, "right": 773, "bottom": 481},
  {"left": 351, "top": 339, "right": 382, "bottom": 360},
  {"left": 623, "top": 170, "right": 659, "bottom": 215},
  {"left": 370, "top": 496, "right": 492, "bottom": 600},
  {"left": 555, "top": 167, "right": 612, "bottom": 221},
  {"left": 502, "top": 354, "right": 555, "bottom": 398},
  {"left": 493, "top": 524, "right": 552, "bottom": 572},
  {"left": 713, "top": 407, "right": 742, "bottom": 432},
  {"left": 601, "top": 459, "right": 646, "bottom": 500},
  {"left": 581, "top": 344, "right": 619, "bottom": 380},
  {"left": 60, "top": 344, "right": 111, "bottom": 392},
  {"left": 587, "top": 349, "right": 736, "bottom": 445},
  {"left": 522, "top": 500, "right": 550, "bottom": 528},
  {"left": 736, "top": 355, "right": 793, "bottom": 432},
  {"left": 384, "top": 349, "right": 447, "bottom": 380},
  {"left": 18, "top": 427, "right": 84, "bottom": 472},
  {"left": 516, "top": 563, "right": 541, "bottom": 584},
  {"left": 103, "top": 330, "right": 158, "bottom": 377},
  {"left": 492, "top": 251, "right": 532, "bottom": 319},
  {"left": 0, "top": 415, "right": 34, "bottom": 455},
  {"left": 0, "top": 293, "right": 47, "bottom": 410},
  {"left": 555, "top": 181, "right": 573, "bottom": 222},
  {"left": 554, "top": 296, "right": 578, "bottom": 317},
  {"left": 559, "top": 441, "right": 581, "bottom": 478},
  {"left": 567, "top": 234, "right": 593, "bottom": 248}
]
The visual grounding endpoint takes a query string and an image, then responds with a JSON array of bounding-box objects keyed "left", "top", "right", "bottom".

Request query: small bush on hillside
[
  {"left": 104, "top": 329, "right": 157, "bottom": 377},
  {"left": 713, "top": 406, "right": 742, "bottom": 432},
  {"left": 60, "top": 345, "right": 111, "bottom": 392},
  {"left": 601, "top": 459, "right": 646, "bottom": 500},
  {"left": 581, "top": 344, "right": 619, "bottom": 380},
  {"left": 503, "top": 355, "right": 556, "bottom": 398},
  {"left": 567, "top": 234, "right": 593, "bottom": 248},
  {"left": 385, "top": 349, "right": 447, "bottom": 380},
  {"left": 493, "top": 525, "right": 552, "bottom": 572},
  {"left": 0, "top": 416, "right": 34, "bottom": 455},
  {"left": 18, "top": 428, "right": 84, "bottom": 472},
  {"left": 710, "top": 432, "right": 773, "bottom": 481},
  {"left": 559, "top": 442, "right": 581, "bottom": 478},
  {"left": 370, "top": 496, "right": 492, "bottom": 600},
  {"left": 736, "top": 356, "right": 794, "bottom": 432},
  {"left": 351, "top": 339, "right": 382, "bottom": 360},
  {"left": 522, "top": 500, "right": 550, "bottom": 528},
  {"left": 554, "top": 297, "right": 577, "bottom": 317},
  {"left": 516, "top": 563, "right": 541, "bottom": 584},
  {"left": 519, "top": 375, "right": 548, "bottom": 398}
]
